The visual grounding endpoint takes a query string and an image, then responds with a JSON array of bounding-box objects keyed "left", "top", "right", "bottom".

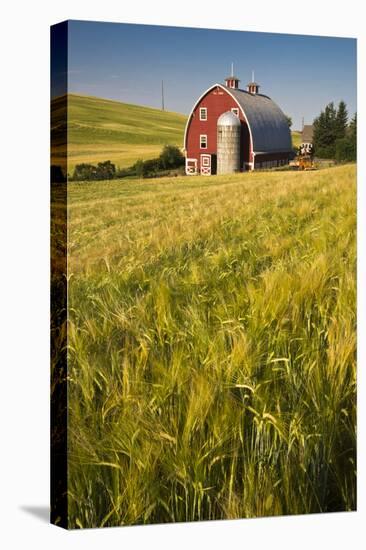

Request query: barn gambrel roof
[
  {"left": 184, "top": 83, "right": 292, "bottom": 155},
  {"left": 226, "top": 86, "right": 292, "bottom": 154}
]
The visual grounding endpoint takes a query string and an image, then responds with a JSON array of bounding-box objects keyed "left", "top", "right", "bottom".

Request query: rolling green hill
[
  {"left": 291, "top": 130, "right": 302, "bottom": 149},
  {"left": 51, "top": 93, "right": 301, "bottom": 174},
  {"left": 51, "top": 94, "right": 187, "bottom": 173}
]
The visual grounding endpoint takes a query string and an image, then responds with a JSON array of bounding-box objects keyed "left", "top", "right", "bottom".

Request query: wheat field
[{"left": 65, "top": 164, "right": 356, "bottom": 528}]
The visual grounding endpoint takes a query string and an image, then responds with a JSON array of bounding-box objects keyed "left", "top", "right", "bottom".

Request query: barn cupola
[
  {"left": 247, "top": 71, "right": 260, "bottom": 94},
  {"left": 247, "top": 81, "right": 260, "bottom": 94},
  {"left": 225, "top": 62, "right": 240, "bottom": 89},
  {"left": 225, "top": 75, "right": 240, "bottom": 89}
]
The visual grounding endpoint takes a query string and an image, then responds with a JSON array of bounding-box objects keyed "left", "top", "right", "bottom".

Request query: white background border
[{"left": 1, "top": 1, "right": 364, "bottom": 548}]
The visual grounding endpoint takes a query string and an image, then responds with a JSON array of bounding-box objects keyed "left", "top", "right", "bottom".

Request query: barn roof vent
[
  {"left": 225, "top": 62, "right": 240, "bottom": 89},
  {"left": 225, "top": 75, "right": 240, "bottom": 89},
  {"left": 247, "top": 71, "right": 260, "bottom": 94}
]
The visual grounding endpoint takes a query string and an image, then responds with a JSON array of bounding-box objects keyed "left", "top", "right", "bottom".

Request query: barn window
[
  {"left": 231, "top": 107, "right": 239, "bottom": 117},
  {"left": 200, "top": 107, "right": 207, "bottom": 121},
  {"left": 200, "top": 135, "right": 207, "bottom": 149}
]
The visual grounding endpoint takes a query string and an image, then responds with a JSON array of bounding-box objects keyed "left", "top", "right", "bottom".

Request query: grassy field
[
  {"left": 292, "top": 130, "right": 302, "bottom": 149},
  {"left": 51, "top": 94, "right": 187, "bottom": 173},
  {"left": 65, "top": 163, "right": 356, "bottom": 528},
  {"left": 51, "top": 94, "right": 301, "bottom": 174}
]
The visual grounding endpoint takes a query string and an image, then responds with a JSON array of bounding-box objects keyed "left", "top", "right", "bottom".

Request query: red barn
[{"left": 184, "top": 75, "right": 292, "bottom": 175}]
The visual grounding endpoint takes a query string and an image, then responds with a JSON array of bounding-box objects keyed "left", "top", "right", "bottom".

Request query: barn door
[
  {"left": 186, "top": 158, "right": 197, "bottom": 175},
  {"left": 200, "top": 154, "right": 211, "bottom": 175}
]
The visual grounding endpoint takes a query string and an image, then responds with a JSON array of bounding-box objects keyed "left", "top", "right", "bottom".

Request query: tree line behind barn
[
  {"left": 295, "top": 101, "right": 356, "bottom": 168},
  {"left": 67, "top": 145, "right": 185, "bottom": 182},
  {"left": 313, "top": 101, "right": 356, "bottom": 161}
]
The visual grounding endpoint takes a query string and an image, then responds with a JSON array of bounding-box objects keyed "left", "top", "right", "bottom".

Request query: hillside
[
  {"left": 51, "top": 94, "right": 187, "bottom": 173},
  {"left": 63, "top": 164, "right": 356, "bottom": 527},
  {"left": 291, "top": 130, "right": 302, "bottom": 149},
  {"left": 52, "top": 94, "right": 300, "bottom": 174}
]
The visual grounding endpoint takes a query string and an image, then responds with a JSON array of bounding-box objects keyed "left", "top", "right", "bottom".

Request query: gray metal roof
[
  {"left": 225, "top": 86, "right": 292, "bottom": 153},
  {"left": 217, "top": 111, "right": 241, "bottom": 127}
]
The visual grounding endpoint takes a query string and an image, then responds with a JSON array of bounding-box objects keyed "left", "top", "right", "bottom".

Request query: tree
[
  {"left": 72, "top": 163, "right": 98, "bottom": 181},
  {"left": 133, "top": 159, "right": 145, "bottom": 178},
  {"left": 313, "top": 101, "right": 349, "bottom": 159},
  {"left": 285, "top": 115, "right": 292, "bottom": 128},
  {"left": 335, "top": 112, "right": 356, "bottom": 162},
  {"left": 335, "top": 137, "right": 353, "bottom": 162},
  {"left": 349, "top": 112, "right": 357, "bottom": 160},
  {"left": 96, "top": 160, "right": 116, "bottom": 180},
  {"left": 324, "top": 102, "right": 337, "bottom": 148},
  {"left": 141, "top": 158, "right": 160, "bottom": 178},
  {"left": 132, "top": 158, "right": 159, "bottom": 178},
  {"left": 313, "top": 108, "right": 333, "bottom": 158},
  {"left": 313, "top": 110, "right": 325, "bottom": 146},
  {"left": 347, "top": 113, "right": 357, "bottom": 160},
  {"left": 72, "top": 161, "right": 116, "bottom": 181},
  {"left": 349, "top": 113, "right": 357, "bottom": 143},
  {"left": 159, "top": 145, "right": 185, "bottom": 169},
  {"left": 335, "top": 100, "right": 348, "bottom": 140}
]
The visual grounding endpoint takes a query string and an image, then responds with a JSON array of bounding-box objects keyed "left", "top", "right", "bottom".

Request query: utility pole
[{"left": 161, "top": 80, "right": 165, "bottom": 111}]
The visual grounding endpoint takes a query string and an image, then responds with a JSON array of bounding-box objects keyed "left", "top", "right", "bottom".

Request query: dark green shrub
[
  {"left": 96, "top": 161, "right": 116, "bottom": 180},
  {"left": 72, "top": 163, "right": 98, "bottom": 181},
  {"left": 159, "top": 145, "right": 185, "bottom": 169}
]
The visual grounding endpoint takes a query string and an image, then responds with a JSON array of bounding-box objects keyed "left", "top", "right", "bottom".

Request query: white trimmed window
[
  {"left": 199, "top": 107, "right": 208, "bottom": 121},
  {"left": 231, "top": 107, "right": 239, "bottom": 117},
  {"left": 200, "top": 134, "right": 207, "bottom": 149}
]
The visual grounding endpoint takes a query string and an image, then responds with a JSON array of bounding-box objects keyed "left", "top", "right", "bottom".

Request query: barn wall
[
  {"left": 254, "top": 151, "right": 291, "bottom": 169},
  {"left": 186, "top": 87, "right": 251, "bottom": 173}
]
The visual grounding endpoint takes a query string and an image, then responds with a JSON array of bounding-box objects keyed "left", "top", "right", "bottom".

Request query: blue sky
[{"left": 55, "top": 20, "right": 356, "bottom": 130}]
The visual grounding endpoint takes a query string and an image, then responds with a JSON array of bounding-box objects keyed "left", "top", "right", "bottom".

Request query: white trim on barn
[
  {"left": 250, "top": 151, "right": 256, "bottom": 171},
  {"left": 199, "top": 107, "right": 207, "bottom": 121},
  {"left": 185, "top": 158, "right": 197, "bottom": 175},
  {"left": 200, "top": 134, "right": 207, "bottom": 149},
  {"left": 183, "top": 83, "right": 254, "bottom": 170},
  {"left": 183, "top": 85, "right": 217, "bottom": 150},
  {"left": 200, "top": 154, "right": 211, "bottom": 175}
]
